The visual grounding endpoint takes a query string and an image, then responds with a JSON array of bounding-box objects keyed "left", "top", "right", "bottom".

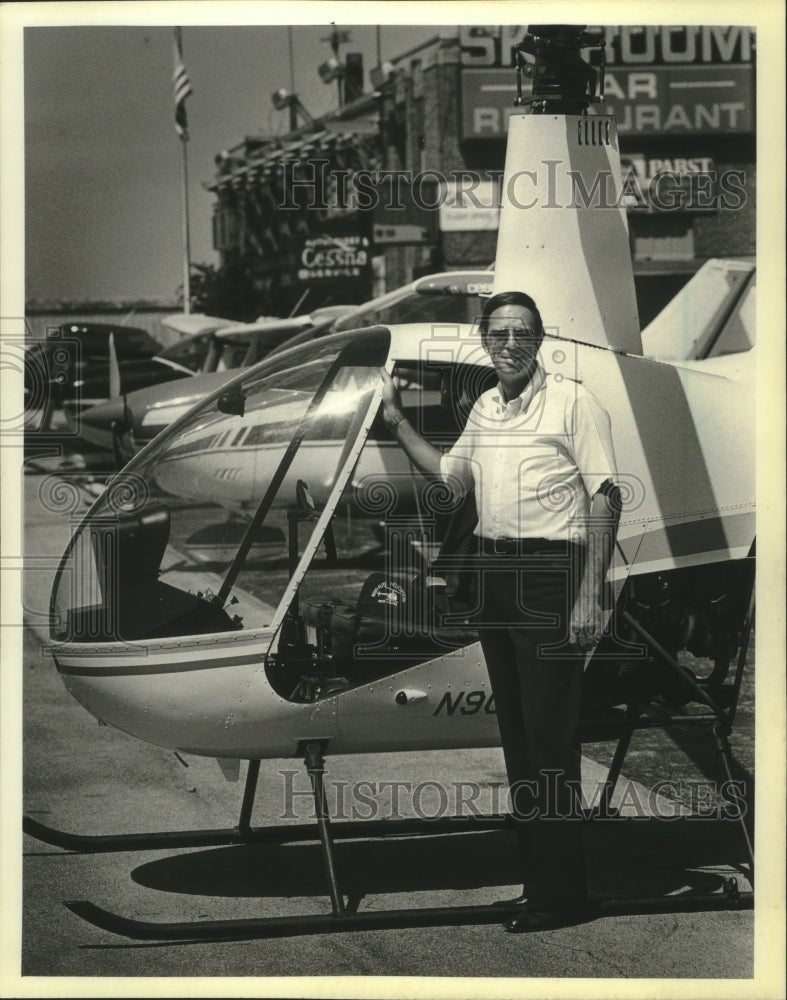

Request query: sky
[{"left": 17, "top": 10, "right": 449, "bottom": 305}]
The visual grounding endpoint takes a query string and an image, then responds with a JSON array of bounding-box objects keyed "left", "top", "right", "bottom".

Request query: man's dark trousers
[{"left": 474, "top": 540, "right": 587, "bottom": 910}]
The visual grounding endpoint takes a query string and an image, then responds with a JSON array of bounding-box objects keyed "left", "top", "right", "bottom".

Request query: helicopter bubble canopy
[{"left": 50, "top": 329, "right": 391, "bottom": 646}]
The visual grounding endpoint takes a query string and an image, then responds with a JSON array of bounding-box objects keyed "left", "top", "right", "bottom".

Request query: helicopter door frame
[{"left": 266, "top": 342, "right": 394, "bottom": 636}]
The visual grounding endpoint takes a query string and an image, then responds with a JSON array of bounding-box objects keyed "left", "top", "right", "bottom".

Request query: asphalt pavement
[{"left": 8, "top": 438, "right": 779, "bottom": 997}]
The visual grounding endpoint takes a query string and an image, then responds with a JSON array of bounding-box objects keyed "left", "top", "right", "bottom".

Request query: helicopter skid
[
  {"left": 23, "top": 811, "right": 511, "bottom": 855},
  {"left": 65, "top": 880, "right": 752, "bottom": 942}
]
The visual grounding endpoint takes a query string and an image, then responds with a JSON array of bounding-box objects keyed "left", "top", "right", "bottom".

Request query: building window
[
  {"left": 630, "top": 215, "right": 695, "bottom": 261},
  {"left": 213, "top": 207, "right": 240, "bottom": 251}
]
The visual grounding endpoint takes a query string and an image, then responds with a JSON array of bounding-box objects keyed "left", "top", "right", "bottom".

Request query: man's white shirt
[{"left": 440, "top": 362, "right": 617, "bottom": 543}]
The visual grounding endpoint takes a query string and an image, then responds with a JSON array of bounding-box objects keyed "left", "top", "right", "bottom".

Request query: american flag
[{"left": 173, "top": 27, "right": 193, "bottom": 139}]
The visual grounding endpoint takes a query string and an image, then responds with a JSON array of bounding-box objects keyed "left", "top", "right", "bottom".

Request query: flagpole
[
  {"left": 173, "top": 26, "right": 193, "bottom": 314},
  {"left": 179, "top": 133, "right": 191, "bottom": 314}
]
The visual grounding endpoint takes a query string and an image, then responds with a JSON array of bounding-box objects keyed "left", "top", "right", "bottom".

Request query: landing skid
[
  {"left": 66, "top": 880, "right": 751, "bottom": 942},
  {"left": 22, "top": 812, "right": 509, "bottom": 855},
  {"left": 26, "top": 736, "right": 753, "bottom": 942}
]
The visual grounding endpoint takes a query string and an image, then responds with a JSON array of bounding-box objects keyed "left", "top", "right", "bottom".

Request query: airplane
[
  {"left": 75, "top": 271, "right": 495, "bottom": 467},
  {"left": 69, "top": 306, "right": 354, "bottom": 458},
  {"left": 24, "top": 313, "right": 234, "bottom": 435},
  {"left": 23, "top": 319, "right": 165, "bottom": 431},
  {"left": 33, "top": 310, "right": 348, "bottom": 440},
  {"left": 25, "top": 25, "right": 756, "bottom": 940}
]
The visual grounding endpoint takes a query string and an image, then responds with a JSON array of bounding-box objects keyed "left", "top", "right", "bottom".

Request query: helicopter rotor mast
[
  {"left": 493, "top": 24, "right": 642, "bottom": 356},
  {"left": 515, "top": 24, "right": 606, "bottom": 115}
]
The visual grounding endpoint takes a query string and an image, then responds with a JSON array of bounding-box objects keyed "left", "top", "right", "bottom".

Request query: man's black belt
[{"left": 476, "top": 536, "right": 573, "bottom": 556}]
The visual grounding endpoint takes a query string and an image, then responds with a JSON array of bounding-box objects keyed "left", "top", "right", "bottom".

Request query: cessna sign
[
  {"left": 296, "top": 235, "right": 371, "bottom": 283},
  {"left": 460, "top": 25, "right": 754, "bottom": 139}
]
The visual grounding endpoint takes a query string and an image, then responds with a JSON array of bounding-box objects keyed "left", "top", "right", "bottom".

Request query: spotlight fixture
[
  {"left": 270, "top": 89, "right": 314, "bottom": 130},
  {"left": 318, "top": 57, "right": 343, "bottom": 85},
  {"left": 271, "top": 88, "right": 292, "bottom": 111},
  {"left": 318, "top": 53, "right": 364, "bottom": 105}
]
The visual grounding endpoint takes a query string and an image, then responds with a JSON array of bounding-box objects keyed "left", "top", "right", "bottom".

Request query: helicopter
[{"left": 25, "top": 25, "right": 755, "bottom": 940}]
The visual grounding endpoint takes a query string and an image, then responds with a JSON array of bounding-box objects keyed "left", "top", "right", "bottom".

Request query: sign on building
[
  {"left": 296, "top": 235, "right": 372, "bottom": 284},
  {"left": 458, "top": 25, "right": 755, "bottom": 66},
  {"left": 621, "top": 154, "right": 730, "bottom": 212},
  {"left": 600, "top": 66, "right": 752, "bottom": 134},
  {"left": 372, "top": 224, "right": 430, "bottom": 245},
  {"left": 459, "top": 25, "right": 755, "bottom": 139},
  {"left": 460, "top": 64, "right": 753, "bottom": 139},
  {"left": 438, "top": 180, "right": 501, "bottom": 231}
]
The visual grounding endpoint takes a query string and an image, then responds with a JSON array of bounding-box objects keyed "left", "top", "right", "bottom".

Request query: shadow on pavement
[{"left": 129, "top": 817, "right": 751, "bottom": 902}]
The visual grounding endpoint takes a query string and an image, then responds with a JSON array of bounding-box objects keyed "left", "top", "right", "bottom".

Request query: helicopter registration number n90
[{"left": 434, "top": 690, "right": 496, "bottom": 717}]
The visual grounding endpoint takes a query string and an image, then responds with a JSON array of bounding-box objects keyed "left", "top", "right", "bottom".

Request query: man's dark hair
[{"left": 479, "top": 291, "right": 544, "bottom": 348}]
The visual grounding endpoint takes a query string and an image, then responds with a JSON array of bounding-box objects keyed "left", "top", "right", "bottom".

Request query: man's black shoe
[{"left": 502, "top": 901, "right": 599, "bottom": 933}]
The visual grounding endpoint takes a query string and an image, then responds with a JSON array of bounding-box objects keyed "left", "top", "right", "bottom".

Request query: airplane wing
[
  {"left": 214, "top": 315, "right": 314, "bottom": 345},
  {"left": 308, "top": 304, "right": 357, "bottom": 324},
  {"left": 161, "top": 313, "right": 236, "bottom": 338}
]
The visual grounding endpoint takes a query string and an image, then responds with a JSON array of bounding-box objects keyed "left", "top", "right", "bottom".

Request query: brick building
[{"left": 207, "top": 25, "right": 755, "bottom": 323}]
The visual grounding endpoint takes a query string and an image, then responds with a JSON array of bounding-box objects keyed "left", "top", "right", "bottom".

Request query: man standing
[{"left": 380, "top": 290, "right": 621, "bottom": 930}]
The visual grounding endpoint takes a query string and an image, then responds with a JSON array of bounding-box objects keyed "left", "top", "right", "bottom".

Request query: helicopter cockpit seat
[
  {"left": 301, "top": 571, "right": 478, "bottom": 681},
  {"left": 64, "top": 505, "right": 240, "bottom": 643}
]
